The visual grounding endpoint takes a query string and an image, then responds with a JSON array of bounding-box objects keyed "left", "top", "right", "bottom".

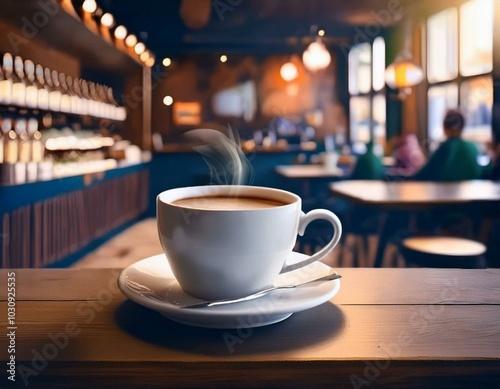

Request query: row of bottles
[
  {"left": 0, "top": 113, "right": 121, "bottom": 185},
  {"left": 0, "top": 116, "right": 49, "bottom": 184},
  {"left": 0, "top": 53, "right": 127, "bottom": 121}
]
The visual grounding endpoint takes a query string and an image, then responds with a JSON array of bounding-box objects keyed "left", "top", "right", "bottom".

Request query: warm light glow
[
  {"left": 125, "top": 34, "right": 137, "bottom": 47},
  {"left": 318, "top": 29, "right": 325, "bottom": 37},
  {"left": 114, "top": 25, "right": 127, "bottom": 40},
  {"left": 163, "top": 96, "right": 173, "bottom": 106},
  {"left": 162, "top": 57, "right": 172, "bottom": 67},
  {"left": 280, "top": 62, "right": 298, "bottom": 82},
  {"left": 82, "top": 0, "right": 97, "bottom": 13},
  {"left": 385, "top": 58, "right": 424, "bottom": 88},
  {"left": 100, "top": 13, "right": 115, "bottom": 27},
  {"left": 134, "top": 42, "right": 146, "bottom": 55},
  {"left": 145, "top": 57, "right": 155, "bottom": 67},
  {"left": 303, "top": 39, "right": 331, "bottom": 72},
  {"left": 220, "top": 55, "right": 227, "bottom": 63},
  {"left": 140, "top": 51, "right": 150, "bottom": 62}
]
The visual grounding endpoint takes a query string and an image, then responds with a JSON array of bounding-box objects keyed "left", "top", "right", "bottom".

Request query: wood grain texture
[{"left": 1, "top": 268, "right": 499, "bottom": 388}]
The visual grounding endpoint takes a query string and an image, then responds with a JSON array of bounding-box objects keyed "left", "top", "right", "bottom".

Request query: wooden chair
[{"left": 400, "top": 236, "right": 487, "bottom": 269}]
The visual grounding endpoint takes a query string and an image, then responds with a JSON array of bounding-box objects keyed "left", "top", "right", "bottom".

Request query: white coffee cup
[
  {"left": 323, "top": 151, "right": 339, "bottom": 170},
  {"left": 157, "top": 185, "right": 342, "bottom": 300}
]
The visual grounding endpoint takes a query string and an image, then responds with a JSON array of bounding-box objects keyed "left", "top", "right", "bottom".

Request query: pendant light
[
  {"left": 302, "top": 27, "right": 331, "bottom": 72},
  {"left": 385, "top": 17, "right": 424, "bottom": 90},
  {"left": 280, "top": 54, "right": 301, "bottom": 82}
]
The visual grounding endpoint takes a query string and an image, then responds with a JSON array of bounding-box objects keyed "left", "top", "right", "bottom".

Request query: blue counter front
[{"left": 1, "top": 163, "right": 150, "bottom": 268}]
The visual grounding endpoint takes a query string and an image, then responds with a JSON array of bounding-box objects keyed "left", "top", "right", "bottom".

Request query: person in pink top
[{"left": 393, "top": 133, "right": 426, "bottom": 176}]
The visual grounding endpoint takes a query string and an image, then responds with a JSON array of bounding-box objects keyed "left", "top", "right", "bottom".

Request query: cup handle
[{"left": 280, "top": 209, "right": 342, "bottom": 273}]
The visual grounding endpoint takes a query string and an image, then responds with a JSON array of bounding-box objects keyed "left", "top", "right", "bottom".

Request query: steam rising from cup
[{"left": 185, "top": 127, "right": 253, "bottom": 186}]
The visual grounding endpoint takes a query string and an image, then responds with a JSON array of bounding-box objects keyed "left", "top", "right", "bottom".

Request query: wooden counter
[{"left": 1, "top": 267, "right": 499, "bottom": 388}]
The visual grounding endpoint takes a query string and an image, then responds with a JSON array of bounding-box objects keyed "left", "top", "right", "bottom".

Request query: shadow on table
[{"left": 114, "top": 301, "right": 345, "bottom": 356}]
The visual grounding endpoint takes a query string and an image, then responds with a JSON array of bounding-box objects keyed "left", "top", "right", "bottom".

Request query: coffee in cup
[{"left": 157, "top": 185, "right": 342, "bottom": 301}]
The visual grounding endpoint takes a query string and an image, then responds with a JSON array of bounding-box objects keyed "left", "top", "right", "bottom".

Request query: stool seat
[{"left": 400, "top": 236, "right": 487, "bottom": 268}]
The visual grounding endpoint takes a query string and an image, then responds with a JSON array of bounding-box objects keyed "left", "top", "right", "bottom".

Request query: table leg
[{"left": 374, "top": 213, "right": 389, "bottom": 267}]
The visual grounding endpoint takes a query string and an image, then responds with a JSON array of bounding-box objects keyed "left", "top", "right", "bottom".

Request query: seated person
[
  {"left": 350, "top": 140, "right": 384, "bottom": 180},
  {"left": 393, "top": 133, "right": 426, "bottom": 176},
  {"left": 412, "top": 109, "right": 482, "bottom": 181},
  {"left": 412, "top": 109, "right": 483, "bottom": 233}
]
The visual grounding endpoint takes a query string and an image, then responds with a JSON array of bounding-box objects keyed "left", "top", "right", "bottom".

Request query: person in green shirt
[
  {"left": 413, "top": 109, "right": 482, "bottom": 181},
  {"left": 411, "top": 109, "right": 483, "bottom": 234}
]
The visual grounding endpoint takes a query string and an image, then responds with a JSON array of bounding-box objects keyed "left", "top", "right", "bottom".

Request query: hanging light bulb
[
  {"left": 280, "top": 61, "right": 298, "bottom": 82},
  {"left": 384, "top": 58, "right": 424, "bottom": 89},
  {"left": 384, "top": 17, "right": 424, "bottom": 90},
  {"left": 114, "top": 25, "right": 127, "bottom": 40},
  {"left": 302, "top": 38, "right": 331, "bottom": 72},
  {"left": 82, "top": 0, "right": 97, "bottom": 13},
  {"left": 100, "top": 13, "right": 115, "bottom": 27}
]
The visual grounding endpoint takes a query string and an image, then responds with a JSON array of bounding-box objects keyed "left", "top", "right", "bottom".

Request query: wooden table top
[
  {"left": 275, "top": 164, "right": 345, "bottom": 179},
  {"left": 330, "top": 180, "right": 500, "bottom": 209},
  {"left": 1, "top": 267, "right": 500, "bottom": 388}
]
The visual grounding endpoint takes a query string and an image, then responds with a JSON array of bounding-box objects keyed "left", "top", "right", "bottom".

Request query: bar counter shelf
[{"left": 0, "top": 160, "right": 150, "bottom": 268}]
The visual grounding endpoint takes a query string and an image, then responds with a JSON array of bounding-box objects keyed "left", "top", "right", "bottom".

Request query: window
[
  {"left": 460, "top": 0, "right": 493, "bottom": 77},
  {"left": 348, "top": 37, "right": 386, "bottom": 147},
  {"left": 460, "top": 76, "right": 493, "bottom": 143},
  {"left": 427, "top": 8, "right": 458, "bottom": 83},
  {"left": 348, "top": 43, "right": 371, "bottom": 95},
  {"left": 426, "top": 0, "right": 493, "bottom": 146},
  {"left": 428, "top": 84, "right": 458, "bottom": 144}
]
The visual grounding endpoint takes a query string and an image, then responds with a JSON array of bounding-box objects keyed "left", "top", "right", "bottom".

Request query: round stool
[{"left": 400, "top": 236, "right": 487, "bottom": 269}]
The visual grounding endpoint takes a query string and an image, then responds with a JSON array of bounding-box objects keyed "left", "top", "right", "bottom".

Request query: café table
[
  {"left": 329, "top": 180, "right": 500, "bottom": 267},
  {"left": 1, "top": 267, "right": 499, "bottom": 388},
  {"left": 275, "top": 164, "right": 345, "bottom": 199}
]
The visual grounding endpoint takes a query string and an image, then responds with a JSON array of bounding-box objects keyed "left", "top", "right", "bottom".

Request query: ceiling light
[
  {"left": 162, "top": 57, "right": 172, "bottom": 67},
  {"left": 140, "top": 51, "right": 150, "bottom": 62},
  {"left": 303, "top": 38, "right": 331, "bottom": 72},
  {"left": 163, "top": 96, "right": 173, "bottom": 106},
  {"left": 114, "top": 25, "right": 127, "bottom": 40},
  {"left": 280, "top": 62, "right": 298, "bottom": 82},
  {"left": 384, "top": 18, "right": 424, "bottom": 90},
  {"left": 220, "top": 55, "right": 227, "bottom": 63},
  {"left": 82, "top": 0, "right": 97, "bottom": 13},
  {"left": 145, "top": 57, "right": 155, "bottom": 67},
  {"left": 385, "top": 59, "right": 424, "bottom": 89},
  {"left": 125, "top": 34, "right": 137, "bottom": 47},
  {"left": 318, "top": 29, "right": 325, "bottom": 37},
  {"left": 134, "top": 42, "right": 146, "bottom": 55},
  {"left": 100, "top": 13, "right": 115, "bottom": 27}
]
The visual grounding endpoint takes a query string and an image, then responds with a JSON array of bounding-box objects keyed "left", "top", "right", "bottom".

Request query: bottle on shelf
[
  {"left": 59, "top": 72, "right": 72, "bottom": 113},
  {"left": 78, "top": 79, "right": 89, "bottom": 115},
  {"left": 0, "top": 58, "right": 12, "bottom": 105},
  {"left": 48, "top": 68, "right": 61, "bottom": 112},
  {"left": 35, "top": 64, "right": 50, "bottom": 110},
  {"left": 65, "top": 75, "right": 79, "bottom": 115},
  {"left": 0, "top": 119, "right": 3, "bottom": 164},
  {"left": 24, "top": 60, "right": 38, "bottom": 109},
  {"left": 12, "top": 56, "right": 27, "bottom": 107},
  {"left": 1, "top": 54, "right": 13, "bottom": 106},
  {"left": 15, "top": 118, "right": 29, "bottom": 183},
  {"left": 26, "top": 117, "right": 40, "bottom": 182},
  {"left": 2, "top": 118, "right": 17, "bottom": 164},
  {"left": 1, "top": 117, "right": 17, "bottom": 185},
  {"left": 88, "top": 81, "right": 98, "bottom": 117}
]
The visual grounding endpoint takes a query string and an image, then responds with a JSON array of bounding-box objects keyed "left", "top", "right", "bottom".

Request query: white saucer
[{"left": 118, "top": 252, "right": 341, "bottom": 329}]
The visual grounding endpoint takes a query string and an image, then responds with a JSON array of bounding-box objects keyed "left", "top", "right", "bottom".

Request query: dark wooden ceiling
[{"left": 103, "top": 0, "right": 418, "bottom": 57}]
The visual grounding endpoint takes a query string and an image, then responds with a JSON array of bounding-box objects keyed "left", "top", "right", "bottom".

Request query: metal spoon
[
  {"left": 180, "top": 271, "right": 342, "bottom": 309},
  {"left": 124, "top": 271, "right": 341, "bottom": 309}
]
